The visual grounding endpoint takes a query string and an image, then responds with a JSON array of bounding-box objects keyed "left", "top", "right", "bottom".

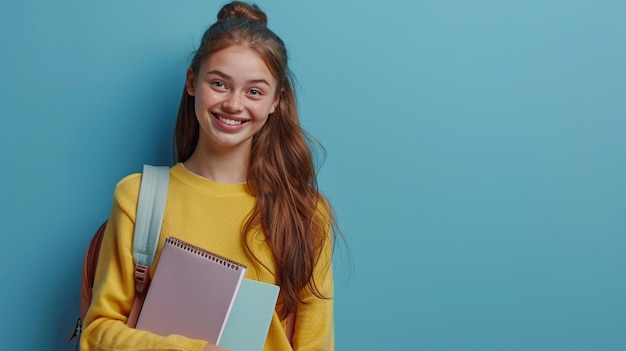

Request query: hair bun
[{"left": 217, "top": 1, "right": 268, "bottom": 26}]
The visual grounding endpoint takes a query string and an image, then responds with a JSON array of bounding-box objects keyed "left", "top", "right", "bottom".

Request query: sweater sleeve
[
  {"left": 80, "top": 174, "right": 209, "bottom": 351},
  {"left": 291, "top": 206, "right": 335, "bottom": 351}
]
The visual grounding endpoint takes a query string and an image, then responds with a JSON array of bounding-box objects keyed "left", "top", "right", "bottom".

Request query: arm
[
  {"left": 291, "top": 217, "right": 335, "bottom": 351},
  {"left": 80, "top": 174, "right": 214, "bottom": 351}
]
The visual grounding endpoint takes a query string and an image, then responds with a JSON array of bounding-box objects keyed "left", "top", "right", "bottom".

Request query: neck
[{"left": 183, "top": 142, "right": 250, "bottom": 184}]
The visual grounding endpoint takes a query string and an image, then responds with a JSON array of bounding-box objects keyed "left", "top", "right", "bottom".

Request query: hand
[{"left": 203, "top": 343, "right": 229, "bottom": 351}]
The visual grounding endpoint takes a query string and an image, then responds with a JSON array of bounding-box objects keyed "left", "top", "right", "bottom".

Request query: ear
[
  {"left": 185, "top": 67, "right": 196, "bottom": 96},
  {"left": 269, "top": 88, "right": 283, "bottom": 114}
]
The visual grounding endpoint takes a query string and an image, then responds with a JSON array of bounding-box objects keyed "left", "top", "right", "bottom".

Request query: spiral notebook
[{"left": 136, "top": 237, "right": 247, "bottom": 344}]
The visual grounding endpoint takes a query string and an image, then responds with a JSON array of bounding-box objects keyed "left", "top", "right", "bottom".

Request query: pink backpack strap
[{"left": 126, "top": 264, "right": 151, "bottom": 328}]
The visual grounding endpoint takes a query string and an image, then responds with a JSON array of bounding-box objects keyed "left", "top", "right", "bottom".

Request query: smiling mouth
[{"left": 217, "top": 115, "right": 246, "bottom": 126}]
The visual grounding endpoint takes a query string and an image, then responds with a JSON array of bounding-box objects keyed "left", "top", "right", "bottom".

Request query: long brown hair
[{"left": 174, "top": 1, "right": 336, "bottom": 317}]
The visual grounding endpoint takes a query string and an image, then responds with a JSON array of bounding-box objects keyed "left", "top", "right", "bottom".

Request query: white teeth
[{"left": 218, "top": 116, "right": 242, "bottom": 126}]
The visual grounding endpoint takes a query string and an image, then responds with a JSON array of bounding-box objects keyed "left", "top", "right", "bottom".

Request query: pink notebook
[{"left": 136, "top": 237, "right": 247, "bottom": 344}]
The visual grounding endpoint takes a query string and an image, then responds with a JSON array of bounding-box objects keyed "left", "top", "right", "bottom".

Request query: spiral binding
[{"left": 165, "top": 237, "right": 247, "bottom": 270}]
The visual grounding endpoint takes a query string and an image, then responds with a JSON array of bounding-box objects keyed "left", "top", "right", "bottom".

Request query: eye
[
  {"left": 249, "top": 89, "right": 262, "bottom": 96},
  {"left": 211, "top": 81, "right": 226, "bottom": 89}
]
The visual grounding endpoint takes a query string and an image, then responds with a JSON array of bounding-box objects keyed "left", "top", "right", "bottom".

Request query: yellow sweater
[{"left": 81, "top": 163, "right": 334, "bottom": 351}]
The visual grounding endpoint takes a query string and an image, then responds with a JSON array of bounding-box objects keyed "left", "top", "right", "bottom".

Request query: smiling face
[{"left": 186, "top": 45, "right": 280, "bottom": 155}]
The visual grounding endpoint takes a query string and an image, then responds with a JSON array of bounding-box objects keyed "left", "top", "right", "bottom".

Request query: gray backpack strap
[
  {"left": 127, "top": 165, "right": 169, "bottom": 328},
  {"left": 132, "top": 165, "right": 170, "bottom": 290}
]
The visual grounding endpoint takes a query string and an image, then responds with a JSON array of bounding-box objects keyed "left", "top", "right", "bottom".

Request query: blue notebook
[{"left": 219, "top": 278, "right": 280, "bottom": 351}]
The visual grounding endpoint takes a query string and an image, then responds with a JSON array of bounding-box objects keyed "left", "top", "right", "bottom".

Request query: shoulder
[
  {"left": 115, "top": 172, "right": 142, "bottom": 194},
  {"left": 315, "top": 195, "right": 333, "bottom": 226},
  {"left": 112, "top": 166, "right": 175, "bottom": 212},
  {"left": 314, "top": 195, "right": 336, "bottom": 251},
  {"left": 112, "top": 173, "right": 142, "bottom": 208}
]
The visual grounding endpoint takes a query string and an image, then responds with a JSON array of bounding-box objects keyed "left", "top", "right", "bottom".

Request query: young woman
[{"left": 81, "top": 2, "right": 338, "bottom": 350}]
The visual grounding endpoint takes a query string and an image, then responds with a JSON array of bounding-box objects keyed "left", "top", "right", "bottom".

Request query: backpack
[{"left": 66, "top": 165, "right": 170, "bottom": 349}]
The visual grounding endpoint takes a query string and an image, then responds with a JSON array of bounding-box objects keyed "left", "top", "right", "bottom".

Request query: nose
[{"left": 223, "top": 92, "right": 243, "bottom": 113}]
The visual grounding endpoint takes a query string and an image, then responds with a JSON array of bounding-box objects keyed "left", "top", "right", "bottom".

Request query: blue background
[{"left": 1, "top": 0, "right": 624, "bottom": 350}]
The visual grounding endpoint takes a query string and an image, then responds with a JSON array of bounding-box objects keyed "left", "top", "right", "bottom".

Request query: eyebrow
[{"left": 206, "top": 70, "right": 272, "bottom": 87}]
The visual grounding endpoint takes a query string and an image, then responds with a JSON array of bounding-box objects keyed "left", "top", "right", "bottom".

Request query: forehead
[{"left": 202, "top": 46, "right": 277, "bottom": 83}]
